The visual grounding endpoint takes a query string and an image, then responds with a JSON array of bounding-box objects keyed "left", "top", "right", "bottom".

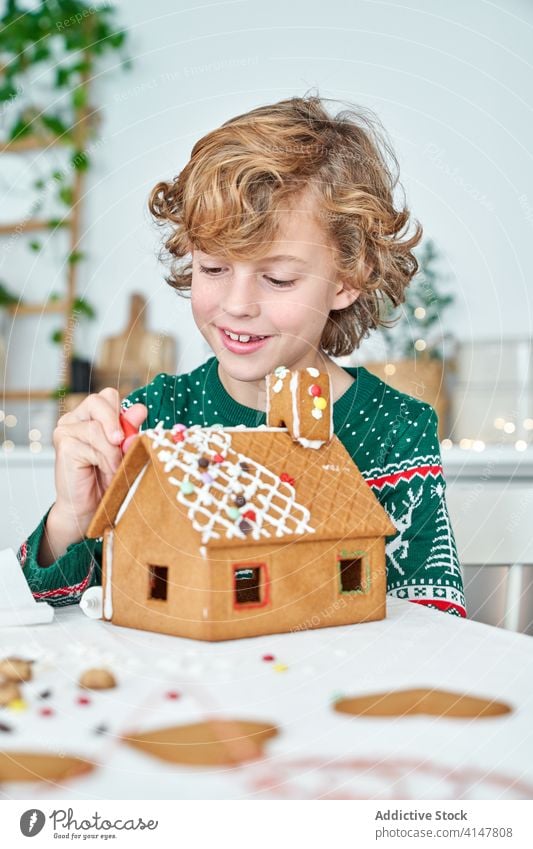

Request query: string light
[
  {"left": 2, "top": 440, "right": 15, "bottom": 452},
  {"left": 494, "top": 418, "right": 505, "bottom": 430},
  {"left": 441, "top": 439, "right": 453, "bottom": 450},
  {"left": 414, "top": 307, "right": 426, "bottom": 319},
  {"left": 4, "top": 414, "right": 17, "bottom": 428},
  {"left": 384, "top": 363, "right": 396, "bottom": 376},
  {"left": 29, "top": 428, "right": 42, "bottom": 441},
  {"left": 515, "top": 440, "right": 528, "bottom": 452},
  {"left": 503, "top": 422, "right": 516, "bottom": 434},
  {"left": 524, "top": 419, "right": 533, "bottom": 431},
  {"left": 414, "top": 339, "right": 426, "bottom": 351}
]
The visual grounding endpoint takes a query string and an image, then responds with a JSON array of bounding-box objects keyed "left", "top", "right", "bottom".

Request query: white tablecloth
[{"left": 1, "top": 598, "right": 532, "bottom": 800}]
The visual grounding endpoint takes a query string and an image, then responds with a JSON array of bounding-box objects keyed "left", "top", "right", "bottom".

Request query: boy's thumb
[
  {"left": 121, "top": 402, "right": 148, "bottom": 429},
  {"left": 120, "top": 403, "right": 148, "bottom": 453}
]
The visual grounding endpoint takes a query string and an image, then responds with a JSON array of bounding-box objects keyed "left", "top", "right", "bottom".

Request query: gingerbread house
[{"left": 85, "top": 366, "right": 396, "bottom": 640}]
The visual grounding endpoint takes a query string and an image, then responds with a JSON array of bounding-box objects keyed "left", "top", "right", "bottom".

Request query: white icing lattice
[{"left": 146, "top": 423, "right": 315, "bottom": 545}]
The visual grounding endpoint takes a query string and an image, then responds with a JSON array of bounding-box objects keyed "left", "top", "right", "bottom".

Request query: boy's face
[{"left": 190, "top": 190, "right": 360, "bottom": 402}]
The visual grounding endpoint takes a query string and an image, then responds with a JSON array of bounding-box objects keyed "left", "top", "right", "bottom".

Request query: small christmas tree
[{"left": 378, "top": 239, "right": 455, "bottom": 361}]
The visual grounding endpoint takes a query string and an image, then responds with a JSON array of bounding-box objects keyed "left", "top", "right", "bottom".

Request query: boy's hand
[{"left": 50, "top": 389, "right": 148, "bottom": 540}]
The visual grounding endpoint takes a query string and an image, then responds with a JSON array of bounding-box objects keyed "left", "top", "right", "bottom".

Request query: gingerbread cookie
[
  {"left": 79, "top": 668, "right": 117, "bottom": 690},
  {"left": 0, "top": 657, "right": 32, "bottom": 682}
]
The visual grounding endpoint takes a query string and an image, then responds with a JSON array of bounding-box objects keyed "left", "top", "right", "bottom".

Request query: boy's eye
[{"left": 198, "top": 264, "right": 295, "bottom": 288}]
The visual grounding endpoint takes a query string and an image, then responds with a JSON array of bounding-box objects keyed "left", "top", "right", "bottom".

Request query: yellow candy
[
  {"left": 273, "top": 663, "right": 288, "bottom": 673},
  {"left": 313, "top": 396, "right": 327, "bottom": 410},
  {"left": 8, "top": 698, "right": 27, "bottom": 712}
]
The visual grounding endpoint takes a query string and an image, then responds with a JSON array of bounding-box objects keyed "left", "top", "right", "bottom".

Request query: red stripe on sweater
[
  {"left": 367, "top": 464, "right": 443, "bottom": 489},
  {"left": 33, "top": 569, "right": 92, "bottom": 599},
  {"left": 410, "top": 598, "right": 467, "bottom": 618}
]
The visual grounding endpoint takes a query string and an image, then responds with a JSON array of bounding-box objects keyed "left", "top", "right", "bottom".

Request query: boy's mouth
[
  {"left": 217, "top": 326, "right": 271, "bottom": 353},
  {"left": 223, "top": 329, "right": 267, "bottom": 342}
]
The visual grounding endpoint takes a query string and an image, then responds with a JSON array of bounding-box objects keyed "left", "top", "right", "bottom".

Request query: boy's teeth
[{"left": 224, "top": 330, "right": 264, "bottom": 342}]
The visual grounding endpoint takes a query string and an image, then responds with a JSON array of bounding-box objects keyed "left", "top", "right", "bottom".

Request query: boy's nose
[{"left": 220, "top": 274, "right": 260, "bottom": 318}]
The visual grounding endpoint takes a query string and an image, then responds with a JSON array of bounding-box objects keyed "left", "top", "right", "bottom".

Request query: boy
[{"left": 18, "top": 94, "right": 466, "bottom": 617}]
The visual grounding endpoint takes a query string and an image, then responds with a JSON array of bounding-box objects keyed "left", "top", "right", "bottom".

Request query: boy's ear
[
  {"left": 333, "top": 283, "right": 361, "bottom": 310},
  {"left": 333, "top": 263, "right": 372, "bottom": 309}
]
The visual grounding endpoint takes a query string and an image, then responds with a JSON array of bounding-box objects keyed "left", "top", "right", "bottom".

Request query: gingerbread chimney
[{"left": 265, "top": 366, "right": 333, "bottom": 448}]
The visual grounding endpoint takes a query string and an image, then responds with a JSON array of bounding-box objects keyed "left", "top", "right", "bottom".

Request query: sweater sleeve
[
  {"left": 374, "top": 403, "right": 467, "bottom": 618},
  {"left": 16, "top": 378, "right": 166, "bottom": 607}
]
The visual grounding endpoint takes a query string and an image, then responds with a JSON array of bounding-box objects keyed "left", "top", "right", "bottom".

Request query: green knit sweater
[{"left": 18, "top": 357, "right": 466, "bottom": 617}]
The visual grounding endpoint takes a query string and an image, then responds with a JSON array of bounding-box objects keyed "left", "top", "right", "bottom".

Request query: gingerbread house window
[
  {"left": 233, "top": 563, "right": 268, "bottom": 607},
  {"left": 338, "top": 555, "right": 365, "bottom": 593},
  {"left": 148, "top": 565, "right": 168, "bottom": 601}
]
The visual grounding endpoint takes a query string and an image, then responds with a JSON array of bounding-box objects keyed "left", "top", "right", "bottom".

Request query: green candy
[
  {"left": 180, "top": 480, "right": 195, "bottom": 495},
  {"left": 226, "top": 506, "right": 240, "bottom": 520}
]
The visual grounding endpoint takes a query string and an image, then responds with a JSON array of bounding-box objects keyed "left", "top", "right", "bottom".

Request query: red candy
[
  {"left": 262, "top": 654, "right": 275, "bottom": 662},
  {"left": 77, "top": 696, "right": 91, "bottom": 706},
  {"left": 172, "top": 431, "right": 185, "bottom": 443},
  {"left": 280, "top": 472, "right": 295, "bottom": 486},
  {"left": 166, "top": 691, "right": 181, "bottom": 700},
  {"left": 39, "top": 707, "right": 54, "bottom": 717},
  {"left": 213, "top": 454, "right": 224, "bottom": 463},
  {"left": 242, "top": 509, "right": 256, "bottom": 521},
  {"left": 310, "top": 384, "right": 322, "bottom": 397}
]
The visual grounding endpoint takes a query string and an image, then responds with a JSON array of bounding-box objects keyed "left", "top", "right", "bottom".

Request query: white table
[{"left": 1, "top": 599, "right": 532, "bottom": 800}]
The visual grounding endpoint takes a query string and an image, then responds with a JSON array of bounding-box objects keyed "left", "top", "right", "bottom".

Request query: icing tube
[{"left": 119, "top": 412, "right": 139, "bottom": 453}]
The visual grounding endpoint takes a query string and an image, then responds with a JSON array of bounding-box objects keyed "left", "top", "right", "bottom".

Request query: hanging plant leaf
[
  {"left": 7, "top": 115, "right": 32, "bottom": 142},
  {"left": 55, "top": 66, "right": 71, "bottom": 88},
  {"left": 72, "top": 297, "right": 96, "bottom": 319},
  {"left": 40, "top": 113, "right": 71, "bottom": 139},
  {"left": 72, "top": 85, "right": 87, "bottom": 110},
  {"left": 0, "top": 282, "right": 20, "bottom": 307},
  {"left": 67, "top": 250, "right": 85, "bottom": 265},
  {"left": 71, "top": 149, "right": 90, "bottom": 171},
  {"left": 51, "top": 329, "right": 64, "bottom": 345},
  {"left": 58, "top": 185, "right": 73, "bottom": 206},
  {"left": 29, "top": 240, "right": 42, "bottom": 252}
]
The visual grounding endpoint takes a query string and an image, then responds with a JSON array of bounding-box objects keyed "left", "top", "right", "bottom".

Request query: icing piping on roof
[
  {"left": 145, "top": 423, "right": 315, "bottom": 545},
  {"left": 114, "top": 463, "right": 149, "bottom": 527}
]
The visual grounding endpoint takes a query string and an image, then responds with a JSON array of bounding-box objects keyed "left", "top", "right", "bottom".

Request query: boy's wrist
[{"left": 38, "top": 503, "right": 88, "bottom": 566}]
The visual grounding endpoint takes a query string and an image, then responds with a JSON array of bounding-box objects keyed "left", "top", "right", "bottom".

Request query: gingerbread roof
[{"left": 87, "top": 421, "right": 396, "bottom": 548}]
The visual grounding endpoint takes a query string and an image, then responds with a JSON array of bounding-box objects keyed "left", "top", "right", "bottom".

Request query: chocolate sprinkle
[
  {"left": 39, "top": 690, "right": 52, "bottom": 699},
  {"left": 198, "top": 456, "right": 209, "bottom": 468},
  {"left": 235, "top": 494, "right": 246, "bottom": 507},
  {"left": 239, "top": 519, "right": 252, "bottom": 535},
  {"left": 0, "top": 722, "right": 13, "bottom": 733},
  {"left": 94, "top": 724, "right": 110, "bottom": 735},
  {"left": 239, "top": 461, "right": 250, "bottom": 472}
]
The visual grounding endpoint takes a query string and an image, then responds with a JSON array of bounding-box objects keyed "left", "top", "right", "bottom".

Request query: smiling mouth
[{"left": 221, "top": 329, "right": 269, "bottom": 343}]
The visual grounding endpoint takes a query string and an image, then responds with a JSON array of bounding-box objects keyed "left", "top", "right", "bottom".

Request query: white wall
[{"left": 2, "top": 0, "right": 532, "bottom": 385}]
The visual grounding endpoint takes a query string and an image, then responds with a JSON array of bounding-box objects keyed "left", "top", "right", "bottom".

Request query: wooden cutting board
[{"left": 93, "top": 292, "right": 176, "bottom": 396}]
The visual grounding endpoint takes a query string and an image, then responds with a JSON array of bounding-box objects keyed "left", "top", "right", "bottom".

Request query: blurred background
[{"left": 1, "top": 0, "right": 532, "bottom": 631}]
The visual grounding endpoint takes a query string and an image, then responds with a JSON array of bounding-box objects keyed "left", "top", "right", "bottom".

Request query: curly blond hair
[{"left": 148, "top": 91, "right": 422, "bottom": 357}]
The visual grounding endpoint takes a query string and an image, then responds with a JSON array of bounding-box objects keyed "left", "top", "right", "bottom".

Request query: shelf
[
  {"left": 0, "top": 218, "right": 71, "bottom": 236},
  {"left": 5, "top": 301, "right": 68, "bottom": 316},
  {"left": 442, "top": 445, "right": 533, "bottom": 480},
  {"left": 0, "top": 135, "right": 68, "bottom": 154},
  {"left": 2, "top": 390, "right": 57, "bottom": 401}
]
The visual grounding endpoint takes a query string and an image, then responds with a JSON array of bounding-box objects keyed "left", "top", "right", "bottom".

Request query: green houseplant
[{"left": 1, "top": 0, "right": 130, "bottom": 405}]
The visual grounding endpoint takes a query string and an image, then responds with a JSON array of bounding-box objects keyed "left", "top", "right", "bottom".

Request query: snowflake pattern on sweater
[{"left": 18, "top": 357, "right": 466, "bottom": 617}]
